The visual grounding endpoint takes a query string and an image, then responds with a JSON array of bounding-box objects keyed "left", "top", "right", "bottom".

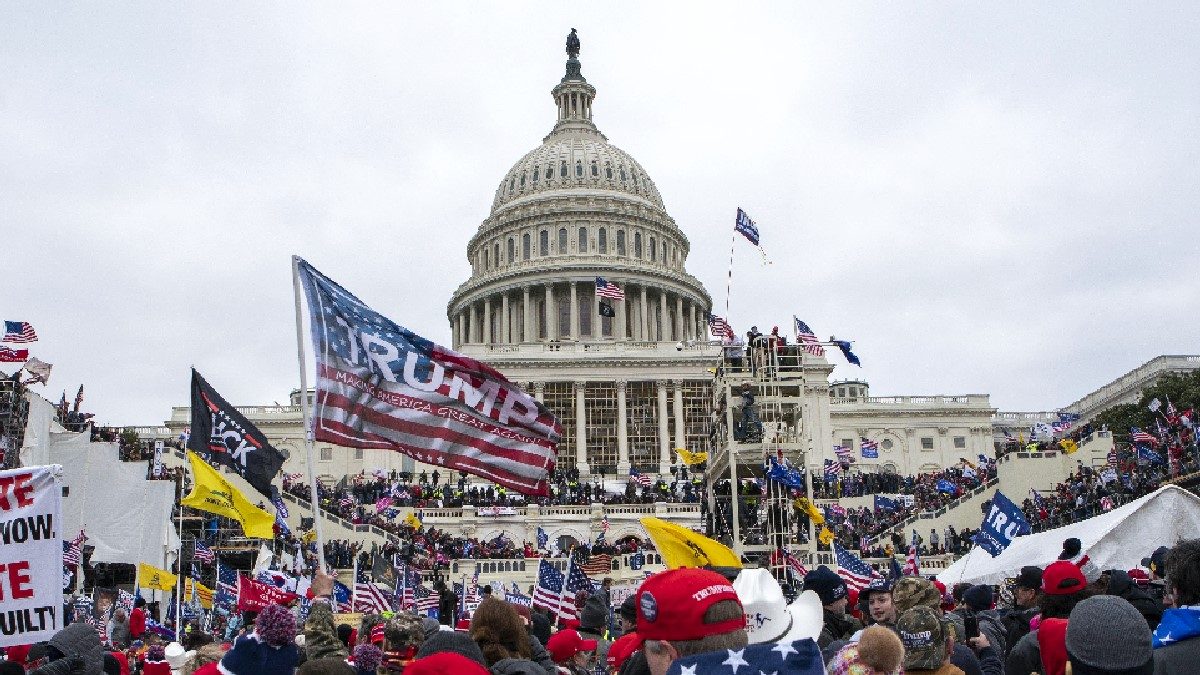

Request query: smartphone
[{"left": 964, "top": 614, "right": 980, "bottom": 639}]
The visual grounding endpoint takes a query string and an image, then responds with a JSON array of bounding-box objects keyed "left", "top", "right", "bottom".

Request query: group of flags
[
  {"left": 532, "top": 558, "right": 593, "bottom": 622},
  {"left": 0, "top": 320, "right": 58, "bottom": 387}
]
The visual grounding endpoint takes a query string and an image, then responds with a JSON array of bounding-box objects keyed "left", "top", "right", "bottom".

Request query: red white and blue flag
[
  {"left": 902, "top": 545, "right": 921, "bottom": 576},
  {"left": 297, "top": 258, "right": 562, "bottom": 496},
  {"left": 194, "top": 541, "right": 215, "bottom": 564},
  {"left": 629, "top": 468, "right": 652, "bottom": 487},
  {"left": 594, "top": 277, "right": 625, "bottom": 300},
  {"left": 2, "top": 321, "right": 37, "bottom": 343},
  {"left": 833, "top": 542, "right": 878, "bottom": 592},
  {"left": 793, "top": 317, "right": 825, "bottom": 356},
  {"left": 706, "top": 313, "right": 733, "bottom": 339}
]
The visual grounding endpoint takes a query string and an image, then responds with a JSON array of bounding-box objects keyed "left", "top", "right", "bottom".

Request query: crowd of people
[{"left": 9, "top": 532, "right": 1200, "bottom": 675}]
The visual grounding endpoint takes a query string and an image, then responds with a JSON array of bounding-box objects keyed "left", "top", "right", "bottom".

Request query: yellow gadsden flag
[
  {"left": 137, "top": 562, "right": 177, "bottom": 591},
  {"left": 181, "top": 451, "right": 275, "bottom": 539},
  {"left": 403, "top": 512, "right": 423, "bottom": 530},
  {"left": 795, "top": 497, "right": 825, "bottom": 526},
  {"left": 183, "top": 578, "right": 214, "bottom": 609},
  {"left": 677, "top": 448, "right": 708, "bottom": 466},
  {"left": 817, "top": 527, "right": 835, "bottom": 546},
  {"left": 1061, "top": 439, "right": 1079, "bottom": 455},
  {"left": 640, "top": 517, "right": 741, "bottom": 570}
]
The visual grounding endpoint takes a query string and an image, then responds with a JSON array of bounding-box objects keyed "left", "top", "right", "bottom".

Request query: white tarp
[
  {"left": 18, "top": 393, "right": 64, "bottom": 467},
  {"left": 938, "top": 485, "right": 1200, "bottom": 586},
  {"left": 49, "top": 432, "right": 178, "bottom": 567}
]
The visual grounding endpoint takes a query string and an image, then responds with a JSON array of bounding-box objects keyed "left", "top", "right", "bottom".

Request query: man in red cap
[
  {"left": 635, "top": 568, "right": 748, "bottom": 675},
  {"left": 1006, "top": 560, "right": 1090, "bottom": 675},
  {"left": 546, "top": 629, "right": 598, "bottom": 674}
]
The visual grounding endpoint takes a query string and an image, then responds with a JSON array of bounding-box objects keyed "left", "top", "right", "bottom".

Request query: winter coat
[
  {"left": 489, "top": 657, "right": 550, "bottom": 675},
  {"left": 1108, "top": 570, "right": 1164, "bottom": 629},
  {"left": 1004, "top": 630, "right": 1040, "bottom": 675},
  {"left": 33, "top": 623, "right": 107, "bottom": 675},
  {"left": 817, "top": 610, "right": 863, "bottom": 648},
  {"left": 1155, "top": 636, "right": 1200, "bottom": 674},
  {"left": 107, "top": 618, "right": 131, "bottom": 649},
  {"left": 527, "top": 636, "right": 557, "bottom": 675},
  {"left": 1001, "top": 607, "right": 1037, "bottom": 654}
]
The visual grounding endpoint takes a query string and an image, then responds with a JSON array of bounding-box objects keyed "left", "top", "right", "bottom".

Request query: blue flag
[
  {"left": 874, "top": 495, "right": 898, "bottom": 512},
  {"left": 936, "top": 479, "right": 956, "bottom": 494},
  {"left": 833, "top": 340, "right": 861, "bottom": 366},
  {"left": 537, "top": 527, "right": 548, "bottom": 549},
  {"left": 630, "top": 551, "right": 645, "bottom": 570},
  {"left": 860, "top": 438, "right": 879, "bottom": 459},
  {"left": 734, "top": 208, "right": 760, "bottom": 246},
  {"left": 1137, "top": 445, "right": 1165, "bottom": 465},
  {"left": 767, "top": 458, "right": 806, "bottom": 489},
  {"left": 975, "top": 491, "right": 1031, "bottom": 556}
]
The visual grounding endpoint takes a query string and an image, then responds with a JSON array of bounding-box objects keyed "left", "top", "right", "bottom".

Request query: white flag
[
  {"left": 1148, "top": 398, "right": 1162, "bottom": 413},
  {"left": 21, "top": 357, "right": 52, "bottom": 385}
]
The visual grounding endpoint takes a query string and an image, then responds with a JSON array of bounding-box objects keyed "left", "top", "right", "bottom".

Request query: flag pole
[
  {"left": 724, "top": 229, "right": 736, "bottom": 322},
  {"left": 291, "top": 255, "right": 328, "bottom": 572},
  {"left": 175, "top": 482, "right": 184, "bottom": 636}
]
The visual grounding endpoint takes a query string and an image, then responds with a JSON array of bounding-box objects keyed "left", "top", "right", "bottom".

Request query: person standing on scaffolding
[
  {"left": 745, "top": 326, "right": 762, "bottom": 373},
  {"left": 738, "top": 382, "right": 763, "bottom": 442}
]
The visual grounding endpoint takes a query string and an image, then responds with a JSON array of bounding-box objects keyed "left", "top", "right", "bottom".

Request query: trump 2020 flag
[
  {"left": 189, "top": 369, "right": 287, "bottom": 498},
  {"left": 296, "top": 258, "right": 561, "bottom": 496},
  {"left": 975, "top": 491, "right": 1031, "bottom": 556}
]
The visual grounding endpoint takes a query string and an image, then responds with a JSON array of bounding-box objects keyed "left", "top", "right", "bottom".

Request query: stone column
[
  {"left": 675, "top": 296, "right": 684, "bottom": 344},
  {"left": 672, "top": 380, "right": 686, "bottom": 457},
  {"left": 501, "top": 294, "right": 511, "bottom": 344},
  {"left": 689, "top": 302, "right": 698, "bottom": 342},
  {"left": 522, "top": 286, "right": 532, "bottom": 343},
  {"left": 615, "top": 283, "right": 627, "bottom": 340},
  {"left": 466, "top": 303, "right": 475, "bottom": 344},
  {"left": 656, "top": 381, "right": 671, "bottom": 474},
  {"left": 452, "top": 313, "right": 461, "bottom": 348},
  {"left": 569, "top": 281, "right": 580, "bottom": 340},
  {"left": 544, "top": 283, "right": 556, "bottom": 341},
  {"left": 575, "top": 382, "right": 589, "bottom": 475},
  {"left": 534, "top": 382, "right": 545, "bottom": 404},
  {"left": 616, "top": 380, "right": 630, "bottom": 473},
  {"left": 640, "top": 286, "right": 649, "bottom": 341},
  {"left": 483, "top": 297, "right": 492, "bottom": 345},
  {"left": 659, "top": 291, "right": 670, "bottom": 342}
]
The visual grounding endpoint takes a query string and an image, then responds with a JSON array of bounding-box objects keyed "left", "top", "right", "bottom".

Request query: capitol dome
[{"left": 448, "top": 31, "right": 712, "bottom": 353}]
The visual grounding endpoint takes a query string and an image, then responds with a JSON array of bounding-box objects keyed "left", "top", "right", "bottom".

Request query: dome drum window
[
  {"left": 598, "top": 228, "right": 608, "bottom": 254},
  {"left": 558, "top": 228, "right": 568, "bottom": 254},
  {"left": 616, "top": 231, "right": 626, "bottom": 256},
  {"left": 633, "top": 232, "right": 642, "bottom": 258},
  {"left": 578, "top": 226, "right": 588, "bottom": 253},
  {"left": 575, "top": 161, "right": 583, "bottom": 177},
  {"left": 560, "top": 161, "right": 567, "bottom": 178},
  {"left": 539, "top": 230, "right": 549, "bottom": 256}
]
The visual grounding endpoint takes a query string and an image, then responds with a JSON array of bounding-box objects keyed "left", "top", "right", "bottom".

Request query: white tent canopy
[{"left": 937, "top": 485, "right": 1200, "bottom": 586}]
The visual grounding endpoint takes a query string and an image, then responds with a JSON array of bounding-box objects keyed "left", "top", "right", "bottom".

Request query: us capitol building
[{"left": 153, "top": 33, "right": 1198, "bottom": 548}]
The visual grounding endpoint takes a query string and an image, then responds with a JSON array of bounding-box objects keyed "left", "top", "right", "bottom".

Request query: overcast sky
[{"left": 3, "top": 3, "right": 1198, "bottom": 426}]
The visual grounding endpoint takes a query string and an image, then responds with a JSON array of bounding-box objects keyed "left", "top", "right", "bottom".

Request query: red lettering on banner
[
  {"left": 0, "top": 561, "right": 34, "bottom": 600},
  {"left": 0, "top": 474, "right": 35, "bottom": 511}
]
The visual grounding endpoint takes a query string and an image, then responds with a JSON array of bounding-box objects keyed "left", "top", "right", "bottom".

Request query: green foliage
[
  {"left": 119, "top": 428, "right": 141, "bottom": 447},
  {"left": 1093, "top": 371, "right": 1200, "bottom": 438}
]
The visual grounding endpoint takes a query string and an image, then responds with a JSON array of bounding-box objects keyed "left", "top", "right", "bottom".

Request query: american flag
[
  {"left": 902, "top": 545, "right": 921, "bottom": 576},
  {"left": 735, "top": 208, "right": 759, "bottom": 246},
  {"left": 824, "top": 459, "right": 841, "bottom": 479},
  {"left": 782, "top": 549, "right": 807, "bottom": 580},
  {"left": 860, "top": 439, "right": 879, "bottom": 458},
  {"left": 339, "top": 496, "right": 356, "bottom": 510},
  {"left": 215, "top": 563, "right": 238, "bottom": 606},
  {"left": 629, "top": 468, "right": 652, "bottom": 488},
  {"left": 414, "top": 584, "right": 439, "bottom": 613},
  {"left": 271, "top": 494, "right": 290, "bottom": 519},
  {"left": 594, "top": 277, "right": 625, "bottom": 300},
  {"left": 707, "top": 313, "right": 733, "bottom": 339},
  {"left": 834, "top": 445, "right": 851, "bottom": 464},
  {"left": 355, "top": 582, "right": 393, "bottom": 614},
  {"left": 63, "top": 531, "right": 86, "bottom": 566},
  {"left": 2, "top": 321, "right": 37, "bottom": 343},
  {"left": 793, "top": 317, "right": 825, "bottom": 357},
  {"left": 1131, "top": 427, "right": 1160, "bottom": 447},
  {"left": 297, "top": 259, "right": 561, "bottom": 497},
  {"left": 1107, "top": 449, "right": 1118, "bottom": 467},
  {"left": 532, "top": 560, "right": 569, "bottom": 615},
  {"left": 194, "top": 541, "right": 215, "bottom": 564},
  {"left": 833, "top": 543, "right": 878, "bottom": 592},
  {"left": 580, "top": 553, "right": 612, "bottom": 577}
]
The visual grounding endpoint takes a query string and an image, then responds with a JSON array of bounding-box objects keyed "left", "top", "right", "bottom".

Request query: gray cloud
[{"left": 2, "top": 3, "right": 1196, "bottom": 424}]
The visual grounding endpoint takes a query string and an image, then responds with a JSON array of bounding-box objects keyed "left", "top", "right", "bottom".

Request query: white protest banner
[{"left": 0, "top": 465, "right": 63, "bottom": 646}]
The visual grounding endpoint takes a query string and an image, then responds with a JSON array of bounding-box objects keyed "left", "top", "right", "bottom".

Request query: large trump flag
[{"left": 295, "top": 258, "right": 561, "bottom": 495}]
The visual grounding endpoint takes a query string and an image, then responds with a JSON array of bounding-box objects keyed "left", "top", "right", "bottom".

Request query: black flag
[
  {"left": 188, "top": 369, "right": 287, "bottom": 498},
  {"left": 598, "top": 301, "right": 615, "bottom": 318}
]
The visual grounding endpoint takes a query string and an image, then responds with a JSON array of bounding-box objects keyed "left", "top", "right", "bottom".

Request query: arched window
[
  {"left": 509, "top": 177, "right": 515, "bottom": 192},
  {"left": 605, "top": 164, "right": 613, "bottom": 179},
  {"left": 533, "top": 166, "right": 540, "bottom": 182},
  {"left": 633, "top": 232, "right": 642, "bottom": 258},
  {"left": 519, "top": 173, "right": 526, "bottom": 188},
  {"left": 522, "top": 233, "right": 531, "bottom": 260},
  {"left": 560, "top": 161, "right": 567, "bottom": 178},
  {"left": 547, "top": 164, "right": 553, "bottom": 181},
  {"left": 539, "top": 230, "right": 549, "bottom": 256},
  {"left": 632, "top": 172, "right": 639, "bottom": 187},
  {"left": 591, "top": 162, "right": 598, "bottom": 176},
  {"left": 649, "top": 237, "right": 656, "bottom": 262},
  {"left": 493, "top": 243, "right": 500, "bottom": 267},
  {"left": 598, "top": 228, "right": 608, "bottom": 254},
  {"left": 616, "top": 230, "right": 626, "bottom": 256},
  {"left": 578, "top": 226, "right": 587, "bottom": 253},
  {"left": 619, "top": 167, "right": 626, "bottom": 181},
  {"left": 483, "top": 248, "right": 489, "bottom": 270},
  {"left": 507, "top": 238, "right": 515, "bottom": 263},
  {"left": 575, "top": 161, "right": 583, "bottom": 177},
  {"left": 558, "top": 228, "right": 568, "bottom": 254}
]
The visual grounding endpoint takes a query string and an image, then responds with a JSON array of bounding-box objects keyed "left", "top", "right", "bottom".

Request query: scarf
[{"left": 1037, "top": 618, "right": 1069, "bottom": 675}]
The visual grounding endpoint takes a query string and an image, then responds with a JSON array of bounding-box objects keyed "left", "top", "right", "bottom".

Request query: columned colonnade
[{"left": 453, "top": 279, "right": 706, "bottom": 348}]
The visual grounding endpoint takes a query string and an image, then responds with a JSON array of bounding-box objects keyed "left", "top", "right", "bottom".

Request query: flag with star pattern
[{"left": 665, "top": 639, "right": 824, "bottom": 675}]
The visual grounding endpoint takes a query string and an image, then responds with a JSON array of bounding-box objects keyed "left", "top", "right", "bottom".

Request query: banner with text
[
  {"left": 237, "top": 574, "right": 299, "bottom": 611},
  {"left": 0, "top": 465, "right": 63, "bottom": 646}
]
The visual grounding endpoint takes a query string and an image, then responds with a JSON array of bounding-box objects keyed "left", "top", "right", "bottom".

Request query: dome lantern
[{"left": 550, "top": 29, "right": 599, "bottom": 136}]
